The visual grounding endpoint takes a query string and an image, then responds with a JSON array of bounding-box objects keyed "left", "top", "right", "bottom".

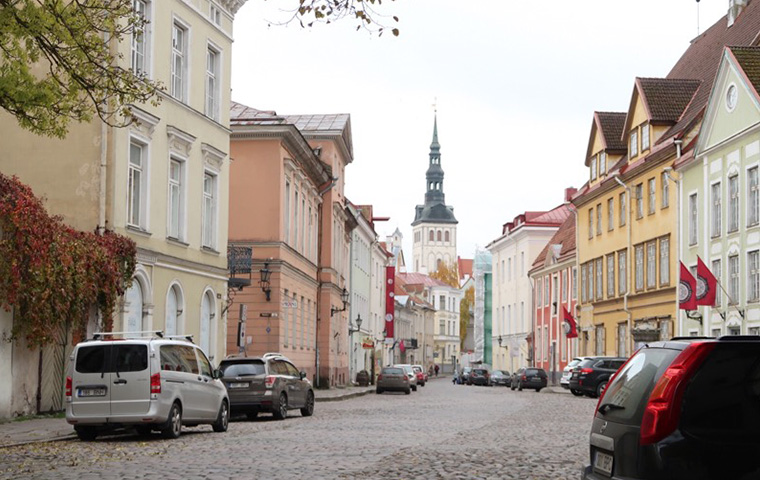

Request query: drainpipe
[
  {"left": 315, "top": 176, "right": 339, "bottom": 388},
  {"left": 613, "top": 175, "right": 632, "bottom": 355},
  {"left": 668, "top": 138, "right": 684, "bottom": 336},
  {"left": 99, "top": 120, "right": 107, "bottom": 235}
]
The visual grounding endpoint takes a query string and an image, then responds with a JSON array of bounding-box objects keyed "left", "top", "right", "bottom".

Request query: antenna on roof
[{"left": 696, "top": 0, "right": 701, "bottom": 36}]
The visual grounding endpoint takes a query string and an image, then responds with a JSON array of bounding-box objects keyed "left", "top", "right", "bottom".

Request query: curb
[
  {"left": 315, "top": 389, "right": 374, "bottom": 403},
  {"left": 0, "top": 433, "right": 77, "bottom": 449}
]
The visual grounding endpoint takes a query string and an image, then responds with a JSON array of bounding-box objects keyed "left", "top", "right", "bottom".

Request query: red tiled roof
[
  {"left": 597, "top": 112, "right": 627, "bottom": 152},
  {"left": 457, "top": 257, "right": 473, "bottom": 280},
  {"left": 729, "top": 45, "right": 760, "bottom": 97},
  {"left": 661, "top": 2, "right": 760, "bottom": 141},
  {"left": 637, "top": 77, "right": 701, "bottom": 124},
  {"left": 397, "top": 272, "right": 449, "bottom": 288},
  {"left": 501, "top": 203, "right": 572, "bottom": 235},
  {"left": 230, "top": 101, "right": 284, "bottom": 126},
  {"left": 530, "top": 215, "right": 576, "bottom": 270}
]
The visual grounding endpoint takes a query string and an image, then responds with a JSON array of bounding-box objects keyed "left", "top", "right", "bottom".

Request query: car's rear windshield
[
  {"left": 598, "top": 347, "right": 679, "bottom": 423},
  {"left": 220, "top": 361, "right": 265, "bottom": 376},
  {"left": 382, "top": 368, "right": 403, "bottom": 375},
  {"left": 567, "top": 359, "right": 583, "bottom": 368},
  {"left": 525, "top": 368, "right": 544, "bottom": 376},
  {"left": 75, "top": 344, "right": 148, "bottom": 373},
  {"left": 473, "top": 369, "right": 488, "bottom": 374}
]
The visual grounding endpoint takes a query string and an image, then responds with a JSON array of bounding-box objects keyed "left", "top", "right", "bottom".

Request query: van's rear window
[
  {"left": 76, "top": 346, "right": 107, "bottom": 373},
  {"left": 75, "top": 345, "right": 148, "bottom": 373}
]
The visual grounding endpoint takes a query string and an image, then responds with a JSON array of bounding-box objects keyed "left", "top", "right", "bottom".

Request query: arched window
[
  {"left": 200, "top": 291, "right": 215, "bottom": 355},
  {"left": 437, "top": 230, "right": 442, "bottom": 241},
  {"left": 125, "top": 282, "right": 143, "bottom": 333},
  {"left": 429, "top": 230, "right": 434, "bottom": 241},
  {"left": 445, "top": 231, "right": 450, "bottom": 243},
  {"left": 166, "top": 284, "right": 183, "bottom": 336}
]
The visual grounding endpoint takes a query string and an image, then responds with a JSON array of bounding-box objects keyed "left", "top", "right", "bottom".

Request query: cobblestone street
[{"left": 0, "top": 380, "right": 595, "bottom": 479}]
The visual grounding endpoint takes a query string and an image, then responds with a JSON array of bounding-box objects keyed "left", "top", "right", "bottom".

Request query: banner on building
[
  {"left": 679, "top": 262, "right": 697, "bottom": 310},
  {"left": 362, "top": 337, "right": 374, "bottom": 349},
  {"left": 562, "top": 306, "right": 578, "bottom": 338},
  {"left": 696, "top": 256, "right": 718, "bottom": 307},
  {"left": 385, "top": 266, "right": 395, "bottom": 339}
]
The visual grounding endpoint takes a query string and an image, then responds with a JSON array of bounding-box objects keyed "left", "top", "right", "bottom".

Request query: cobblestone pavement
[{"left": 0, "top": 381, "right": 596, "bottom": 479}]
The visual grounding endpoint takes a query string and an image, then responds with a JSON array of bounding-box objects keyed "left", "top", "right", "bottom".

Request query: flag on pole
[
  {"left": 679, "top": 262, "right": 697, "bottom": 310},
  {"left": 696, "top": 256, "right": 717, "bottom": 307},
  {"left": 562, "top": 306, "right": 578, "bottom": 338},
  {"left": 399, "top": 339, "right": 406, "bottom": 353}
]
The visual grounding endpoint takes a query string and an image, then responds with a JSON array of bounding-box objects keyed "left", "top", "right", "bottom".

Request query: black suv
[
  {"left": 568, "top": 356, "right": 626, "bottom": 398},
  {"left": 583, "top": 336, "right": 760, "bottom": 480},
  {"left": 510, "top": 367, "right": 547, "bottom": 392}
]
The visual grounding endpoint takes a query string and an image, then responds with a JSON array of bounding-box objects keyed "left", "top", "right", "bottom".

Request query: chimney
[
  {"left": 564, "top": 187, "right": 578, "bottom": 203},
  {"left": 728, "top": 0, "right": 749, "bottom": 27}
]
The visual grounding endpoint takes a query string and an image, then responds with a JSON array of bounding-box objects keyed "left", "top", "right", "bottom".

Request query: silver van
[{"left": 65, "top": 332, "right": 229, "bottom": 441}]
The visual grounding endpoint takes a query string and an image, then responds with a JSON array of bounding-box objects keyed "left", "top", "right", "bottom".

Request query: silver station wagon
[{"left": 65, "top": 332, "right": 229, "bottom": 441}]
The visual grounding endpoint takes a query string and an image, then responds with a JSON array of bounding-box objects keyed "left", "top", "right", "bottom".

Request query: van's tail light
[
  {"left": 150, "top": 372, "right": 161, "bottom": 394},
  {"left": 377, "top": 374, "right": 383, "bottom": 382},
  {"left": 521, "top": 375, "right": 526, "bottom": 381},
  {"left": 265, "top": 376, "right": 276, "bottom": 388},
  {"left": 640, "top": 342, "right": 715, "bottom": 445},
  {"left": 65, "top": 376, "right": 72, "bottom": 400},
  {"left": 580, "top": 368, "right": 594, "bottom": 374}
]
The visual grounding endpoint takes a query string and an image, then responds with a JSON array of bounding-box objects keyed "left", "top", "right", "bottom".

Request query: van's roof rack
[{"left": 91, "top": 331, "right": 194, "bottom": 343}]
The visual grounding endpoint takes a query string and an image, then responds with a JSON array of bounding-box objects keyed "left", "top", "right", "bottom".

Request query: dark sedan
[
  {"left": 468, "top": 368, "right": 491, "bottom": 386},
  {"left": 376, "top": 367, "right": 410, "bottom": 394},
  {"left": 490, "top": 370, "right": 511, "bottom": 386},
  {"left": 510, "top": 367, "right": 547, "bottom": 392}
]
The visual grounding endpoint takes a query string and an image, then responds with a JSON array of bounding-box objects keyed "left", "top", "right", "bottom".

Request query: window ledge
[
  {"left": 167, "top": 237, "right": 190, "bottom": 247},
  {"left": 202, "top": 246, "right": 220, "bottom": 255},
  {"left": 126, "top": 225, "right": 152, "bottom": 237}
]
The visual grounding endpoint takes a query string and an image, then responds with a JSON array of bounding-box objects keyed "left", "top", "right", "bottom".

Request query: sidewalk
[{"left": 0, "top": 385, "right": 376, "bottom": 448}]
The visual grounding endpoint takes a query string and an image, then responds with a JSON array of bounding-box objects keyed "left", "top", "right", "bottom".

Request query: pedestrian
[{"left": 434, "top": 364, "right": 439, "bottom": 377}]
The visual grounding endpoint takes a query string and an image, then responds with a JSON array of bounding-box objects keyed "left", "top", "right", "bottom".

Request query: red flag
[
  {"left": 696, "top": 257, "right": 717, "bottom": 307},
  {"left": 679, "top": 262, "right": 697, "bottom": 310},
  {"left": 399, "top": 339, "right": 405, "bottom": 353},
  {"left": 562, "top": 306, "right": 578, "bottom": 338}
]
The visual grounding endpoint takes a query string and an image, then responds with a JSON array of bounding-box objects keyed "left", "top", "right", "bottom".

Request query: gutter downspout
[
  {"left": 613, "top": 175, "right": 632, "bottom": 356},
  {"left": 670, "top": 139, "right": 685, "bottom": 336},
  {"left": 315, "top": 176, "right": 339, "bottom": 388}
]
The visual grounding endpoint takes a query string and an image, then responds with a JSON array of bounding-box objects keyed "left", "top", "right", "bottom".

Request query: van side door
[
  {"left": 194, "top": 347, "right": 222, "bottom": 420},
  {"left": 70, "top": 344, "right": 112, "bottom": 418},
  {"left": 109, "top": 344, "right": 151, "bottom": 417}
]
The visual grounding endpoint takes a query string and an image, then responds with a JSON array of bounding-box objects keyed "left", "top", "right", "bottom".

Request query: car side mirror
[
  {"left": 213, "top": 369, "right": 223, "bottom": 379},
  {"left": 300, "top": 371, "right": 307, "bottom": 380}
]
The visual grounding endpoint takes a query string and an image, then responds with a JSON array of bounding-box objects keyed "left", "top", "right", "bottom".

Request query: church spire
[{"left": 425, "top": 114, "right": 444, "bottom": 204}]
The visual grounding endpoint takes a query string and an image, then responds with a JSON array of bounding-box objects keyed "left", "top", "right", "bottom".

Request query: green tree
[
  {"left": 429, "top": 261, "right": 459, "bottom": 288},
  {"left": 459, "top": 285, "right": 474, "bottom": 348},
  {"left": 0, "top": 0, "right": 163, "bottom": 138}
]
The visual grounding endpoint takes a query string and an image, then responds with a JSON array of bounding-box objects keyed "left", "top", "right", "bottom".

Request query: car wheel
[
  {"left": 510, "top": 384, "right": 516, "bottom": 391},
  {"left": 570, "top": 389, "right": 584, "bottom": 397},
  {"left": 376, "top": 388, "right": 383, "bottom": 394},
  {"left": 300, "top": 391, "right": 315, "bottom": 417},
  {"left": 161, "top": 403, "right": 182, "bottom": 439},
  {"left": 404, "top": 388, "right": 411, "bottom": 395},
  {"left": 596, "top": 381, "right": 608, "bottom": 398},
  {"left": 272, "top": 392, "right": 288, "bottom": 420},
  {"left": 135, "top": 425, "right": 153, "bottom": 436},
  {"left": 212, "top": 400, "right": 229, "bottom": 432},
  {"left": 535, "top": 388, "right": 542, "bottom": 393},
  {"left": 246, "top": 412, "right": 259, "bottom": 420},
  {"left": 412, "top": 385, "right": 417, "bottom": 392},
  {"left": 75, "top": 426, "right": 97, "bottom": 442}
]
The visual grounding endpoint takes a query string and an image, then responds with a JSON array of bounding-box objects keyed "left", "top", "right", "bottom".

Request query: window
[
  {"left": 596, "top": 258, "right": 603, "bottom": 300},
  {"left": 445, "top": 231, "right": 450, "bottom": 242},
  {"left": 712, "top": 259, "right": 722, "bottom": 307},
  {"left": 552, "top": 276, "right": 558, "bottom": 314},
  {"left": 171, "top": 22, "right": 187, "bottom": 102},
  {"left": 641, "top": 124, "right": 650, "bottom": 151},
  {"left": 590, "top": 155, "right": 597, "bottom": 180},
  {"left": 749, "top": 251, "right": 760, "bottom": 303},
  {"left": 595, "top": 325, "right": 605, "bottom": 355},
  {"left": 589, "top": 262, "right": 595, "bottom": 303},
  {"left": 689, "top": 193, "right": 698, "bottom": 245},
  {"left": 202, "top": 172, "right": 217, "bottom": 249},
  {"left": 630, "top": 130, "right": 638, "bottom": 157},
  {"left": 661, "top": 172, "right": 669, "bottom": 208},
  {"left": 572, "top": 268, "right": 577, "bottom": 299},
  {"left": 588, "top": 208, "right": 593, "bottom": 238},
  {"left": 581, "top": 266, "right": 587, "bottom": 302},
  {"left": 711, "top": 182, "right": 722, "bottom": 237},
  {"left": 749, "top": 167, "right": 759, "bottom": 226},
  {"left": 729, "top": 174, "right": 739, "bottom": 232},
  {"left": 128, "top": 140, "right": 147, "bottom": 229},
  {"left": 544, "top": 276, "right": 549, "bottom": 306},
  {"left": 618, "top": 250, "right": 627, "bottom": 295},
  {"left": 600, "top": 152, "right": 607, "bottom": 176},
  {"left": 596, "top": 204, "right": 602, "bottom": 235},
  {"left": 521, "top": 252, "right": 525, "bottom": 275},
  {"left": 284, "top": 181, "right": 290, "bottom": 243},
  {"left": 619, "top": 192, "right": 627, "bottom": 226},
  {"left": 562, "top": 270, "right": 568, "bottom": 302},
  {"left": 131, "top": 0, "right": 149, "bottom": 75},
  {"left": 437, "top": 230, "right": 442, "bottom": 241},
  {"left": 729, "top": 255, "right": 739, "bottom": 305},
  {"left": 429, "top": 230, "right": 434, "bottom": 242},
  {"left": 635, "top": 183, "right": 644, "bottom": 219},
  {"left": 168, "top": 159, "right": 183, "bottom": 240},
  {"left": 294, "top": 190, "right": 299, "bottom": 248},
  {"left": 301, "top": 197, "right": 305, "bottom": 253},
  {"left": 205, "top": 46, "right": 220, "bottom": 121},
  {"left": 607, "top": 254, "right": 615, "bottom": 297},
  {"left": 209, "top": 2, "right": 222, "bottom": 25},
  {"left": 659, "top": 237, "right": 670, "bottom": 286},
  {"left": 283, "top": 289, "right": 289, "bottom": 345},
  {"left": 607, "top": 198, "right": 614, "bottom": 231},
  {"left": 648, "top": 178, "right": 656, "bottom": 215},
  {"left": 646, "top": 241, "right": 656, "bottom": 289},
  {"left": 617, "top": 323, "right": 627, "bottom": 358},
  {"left": 635, "top": 244, "right": 644, "bottom": 291}
]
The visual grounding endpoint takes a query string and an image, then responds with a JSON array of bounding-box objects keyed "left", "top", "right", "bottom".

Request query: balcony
[{"left": 227, "top": 244, "right": 252, "bottom": 289}]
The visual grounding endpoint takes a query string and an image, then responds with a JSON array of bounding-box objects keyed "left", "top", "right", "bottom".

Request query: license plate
[
  {"left": 78, "top": 388, "right": 106, "bottom": 397},
  {"left": 594, "top": 451, "right": 613, "bottom": 476},
  {"left": 229, "top": 382, "right": 249, "bottom": 389}
]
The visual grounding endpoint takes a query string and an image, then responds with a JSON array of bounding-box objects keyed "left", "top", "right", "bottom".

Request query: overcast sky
[{"left": 231, "top": 0, "right": 730, "bottom": 264}]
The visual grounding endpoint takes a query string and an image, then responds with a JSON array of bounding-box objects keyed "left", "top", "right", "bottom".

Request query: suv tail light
[
  {"left": 640, "top": 342, "right": 715, "bottom": 445},
  {"left": 377, "top": 374, "right": 383, "bottom": 381},
  {"left": 580, "top": 368, "right": 594, "bottom": 374},
  {"left": 150, "top": 372, "right": 161, "bottom": 394},
  {"left": 265, "top": 375, "right": 276, "bottom": 388},
  {"left": 521, "top": 375, "right": 526, "bottom": 381},
  {"left": 65, "top": 376, "right": 72, "bottom": 400}
]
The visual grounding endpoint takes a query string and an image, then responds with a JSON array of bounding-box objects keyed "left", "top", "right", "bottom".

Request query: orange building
[{"left": 227, "top": 102, "right": 356, "bottom": 387}]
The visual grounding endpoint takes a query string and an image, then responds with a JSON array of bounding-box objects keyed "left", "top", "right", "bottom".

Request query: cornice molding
[{"left": 167, "top": 125, "right": 196, "bottom": 157}]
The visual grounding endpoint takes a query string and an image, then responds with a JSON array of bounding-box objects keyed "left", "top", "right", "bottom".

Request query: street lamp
[
  {"left": 259, "top": 262, "right": 272, "bottom": 301},
  {"left": 349, "top": 314, "right": 363, "bottom": 334},
  {"left": 331, "top": 287, "right": 350, "bottom": 316}
]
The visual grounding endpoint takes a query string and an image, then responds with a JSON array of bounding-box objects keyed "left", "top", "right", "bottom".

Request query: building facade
[{"left": 412, "top": 115, "right": 458, "bottom": 274}]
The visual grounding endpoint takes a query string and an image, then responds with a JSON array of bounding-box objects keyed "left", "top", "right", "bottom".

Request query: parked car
[
  {"left": 412, "top": 365, "right": 428, "bottom": 387},
  {"left": 376, "top": 367, "right": 411, "bottom": 395},
  {"left": 583, "top": 336, "right": 760, "bottom": 479},
  {"left": 65, "top": 333, "right": 229, "bottom": 441},
  {"left": 490, "top": 370, "right": 511, "bottom": 387},
  {"left": 468, "top": 368, "right": 491, "bottom": 386},
  {"left": 458, "top": 367, "right": 473, "bottom": 385},
  {"left": 560, "top": 357, "right": 589, "bottom": 391},
  {"left": 219, "top": 354, "right": 314, "bottom": 420},
  {"left": 510, "top": 367, "right": 547, "bottom": 392},
  {"left": 393, "top": 364, "right": 418, "bottom": 391},
  {"left": 568, "top": 356, "right": 626, "bottom": 398}
]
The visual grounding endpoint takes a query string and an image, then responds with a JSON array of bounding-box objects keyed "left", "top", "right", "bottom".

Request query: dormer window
[
  {"left": 641, "top": 124, "right": 650, "bottom": 151},
  {"left": 630, "top": 130, "right": 638, "bottom": 158},
  {"left": 600, "top": 152, "right": 607, "bottom": 176},
  {"left": 590, "top": 155, "right": 597, "bottom": 180}
]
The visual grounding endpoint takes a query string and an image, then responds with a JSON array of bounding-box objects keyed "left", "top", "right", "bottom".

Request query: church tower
[{"left": 412, "top": 114, "right": 458, "bottom": 273}]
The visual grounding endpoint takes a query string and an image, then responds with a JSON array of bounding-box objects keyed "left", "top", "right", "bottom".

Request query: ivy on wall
[{"left": 0, "top": 173, "right": 136, "bottom": 347}]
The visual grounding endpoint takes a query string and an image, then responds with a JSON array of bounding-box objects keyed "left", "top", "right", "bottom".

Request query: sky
[{"left": 231, "top": 0, "right": 731, "bottom": 264}]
